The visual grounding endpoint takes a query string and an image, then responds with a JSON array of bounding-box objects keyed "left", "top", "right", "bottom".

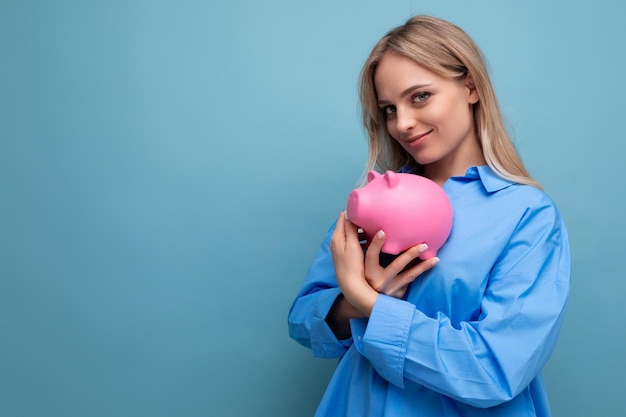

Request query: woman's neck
[{"left": 423, "top": 149, "right": 486, "bottom": 186}]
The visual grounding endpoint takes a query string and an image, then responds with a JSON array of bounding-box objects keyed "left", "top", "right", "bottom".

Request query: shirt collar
[
  {"left": 400, "top": 164, "right": 516, "bottom": 192},
  {"left": 469, "top": 165, "right": 516, "bottom": 193}
]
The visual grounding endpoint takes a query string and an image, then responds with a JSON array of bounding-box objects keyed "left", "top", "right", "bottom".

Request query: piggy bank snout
[
  {"left": 344, "top": 171, "right": 453, "bottom": 257},
  {"left": 345, "top": 190, "right": 361, "bottom": 222}
]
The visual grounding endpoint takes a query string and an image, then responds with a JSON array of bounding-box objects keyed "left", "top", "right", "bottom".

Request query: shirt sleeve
[
  {"left": 288, "top": 222, "right": 353, "bottom": 358},
  {"left": 351, "top": 197, "right": 571, "bottom": 408}
]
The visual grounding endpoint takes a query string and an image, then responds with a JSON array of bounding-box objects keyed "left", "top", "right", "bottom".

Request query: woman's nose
[{"left": 395, "top": 108, "right": 416, "bottom": 132}]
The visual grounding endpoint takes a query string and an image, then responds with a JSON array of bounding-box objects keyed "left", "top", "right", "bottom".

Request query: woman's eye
[
  {"left": 383, "top": 106, "right": 396, "bottom": 115},
  {"left": 412, "top": 92, "right": 431, "bottom": 103}
]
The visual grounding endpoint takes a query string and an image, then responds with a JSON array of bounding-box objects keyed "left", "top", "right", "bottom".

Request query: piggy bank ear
[
  {"left": 383, "top": 171, "right": 400, "bottom": 188},
  {"left": 367, "top": 171, "right": 381, "bottom": 183}
]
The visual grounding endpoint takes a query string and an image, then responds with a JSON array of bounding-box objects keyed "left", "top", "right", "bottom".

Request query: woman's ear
[{"left": 465, "top": 74, "right": 479, "bottom": 104}]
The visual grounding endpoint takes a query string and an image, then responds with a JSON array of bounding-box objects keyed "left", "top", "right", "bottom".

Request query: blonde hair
[{"left": 359, "top": 15, "right": 541, "bottom": 188}]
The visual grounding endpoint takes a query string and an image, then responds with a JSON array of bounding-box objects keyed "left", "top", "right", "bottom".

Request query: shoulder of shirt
[
  {"left": 475, "top": 165, "right": 540, "bottom": 195},
  {"left": 473, "top": 165, "right": 515, "bottom": 193},
  {"left": 475, "top": 165, "right": 559, "bottom": 209},
  {"left": 400, "top": 165, "right": 552, "bottom": 203}
]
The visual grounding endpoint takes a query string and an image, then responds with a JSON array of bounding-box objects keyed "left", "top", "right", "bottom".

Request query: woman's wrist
[
  {"left": 354, "top": 288, "right": 378, "bottom": 316},
  {"left": 342, "top": 280, "right": 378, "bottom": 317}
]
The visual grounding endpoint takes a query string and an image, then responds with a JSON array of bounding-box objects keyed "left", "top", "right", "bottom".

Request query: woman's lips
[{"left": 405, "top": 129, "right": 433, "bottom": 148}]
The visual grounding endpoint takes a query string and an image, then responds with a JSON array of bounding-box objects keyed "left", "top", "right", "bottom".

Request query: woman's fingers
[
  {"left": 338, "top": 224, "right": 441, "bottom": 299},
  {"left": 376, "top": 241, "right": 429, "bottom": 277},
  {"left": 330, "top": 212, "right": 379, "bottom": 316},
  {"left": 362, "top": 239, "right": 440, "bottom": 297},
  {"left": 364, "top": 229, "right": 385, "bottom": 269},
  {"left": 384, "top": 256, "right": 440, "bottom": 297},
  {"left": 398, "top": 255, "right": 439, "bottom": 284}
]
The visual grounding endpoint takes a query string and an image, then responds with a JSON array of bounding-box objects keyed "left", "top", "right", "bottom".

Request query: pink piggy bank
[{"left": 345, "top": 170, "right": 453, "bottom": 259}]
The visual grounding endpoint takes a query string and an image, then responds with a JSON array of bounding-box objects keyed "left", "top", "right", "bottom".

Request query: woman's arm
[
  {"left": 350, "top": 198, "right": 571, "bottom": 407},
  {"left": 289, "top": 214, "right": 435, "bottom": 351},
  {"left": 288, "top": 222, "right": 355, "bottom": 358},
  {"left": 325, "top": 294, "right": 365, "bottom": 340}
]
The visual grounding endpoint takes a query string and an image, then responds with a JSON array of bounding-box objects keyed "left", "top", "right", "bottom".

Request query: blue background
[{"left": 1, "top": 0, "right": 623, "bottom": 416}]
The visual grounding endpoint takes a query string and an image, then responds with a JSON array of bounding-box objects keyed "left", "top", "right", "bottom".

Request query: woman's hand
[
  {"left": 330, "top": 212, "right": 440, "bottom": 316},
  {"left": 363, "top": 229, "right": 439, "bottom": 299},
  {"left": 330, "top": 212, "right": 379, "bottom": 316}
]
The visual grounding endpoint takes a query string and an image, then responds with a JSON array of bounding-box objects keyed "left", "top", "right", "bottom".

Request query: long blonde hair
[{"left": 359, "top": 15, "right": 541, "bottom": 188}]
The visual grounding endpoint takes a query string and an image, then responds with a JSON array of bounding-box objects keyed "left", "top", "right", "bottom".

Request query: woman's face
[{"left": 374, "top": 53, "right": 482, "bottom": 179}]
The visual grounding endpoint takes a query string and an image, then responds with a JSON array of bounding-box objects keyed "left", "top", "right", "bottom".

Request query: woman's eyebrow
[{"left": 377, "top": 83, "right": 432, "bottom": 105}]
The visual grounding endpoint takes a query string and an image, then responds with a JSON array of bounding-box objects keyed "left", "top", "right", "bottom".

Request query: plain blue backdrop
[{"left": 1, "top": 1, "right": 624, "bottom": 416}]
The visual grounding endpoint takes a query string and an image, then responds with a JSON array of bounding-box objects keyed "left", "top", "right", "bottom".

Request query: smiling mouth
[{"left": 405, "top": 129, "right": 433, "bottom": 146}]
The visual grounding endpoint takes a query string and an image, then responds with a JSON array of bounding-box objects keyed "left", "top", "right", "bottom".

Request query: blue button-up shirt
[{"left": 288, "top": 166, "right": 570, "bottom": 417}]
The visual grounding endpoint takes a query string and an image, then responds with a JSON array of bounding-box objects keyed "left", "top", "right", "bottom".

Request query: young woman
[{"left": 288, "top": 15, "right": 570, "bottom": 417}]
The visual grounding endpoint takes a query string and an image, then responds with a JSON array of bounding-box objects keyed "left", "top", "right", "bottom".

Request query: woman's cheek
[
  {"left": 386, "top": 120, "right": 399, "bottom": 140},
  {"left": 423, "top": 103, "right": 449, "bottom": 125}
]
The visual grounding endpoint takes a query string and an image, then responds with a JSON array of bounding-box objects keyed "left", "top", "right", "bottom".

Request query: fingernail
[
  {"left": 431, "top": 257, "right": 440, "bottom": 265},
  {"left": 418, "top": 243, "right": 429, "bottom": 252},
  {"left": 376, "top": 230, "right": 385, "bottom": 239}
]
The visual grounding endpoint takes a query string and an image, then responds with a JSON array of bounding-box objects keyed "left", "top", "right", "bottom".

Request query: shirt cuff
[
  {"left": 310, "top": 287, "right": 352, "bottom": 358},
  {"left": 352, "top": 294, "right": 415, "bottom": 388}
]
